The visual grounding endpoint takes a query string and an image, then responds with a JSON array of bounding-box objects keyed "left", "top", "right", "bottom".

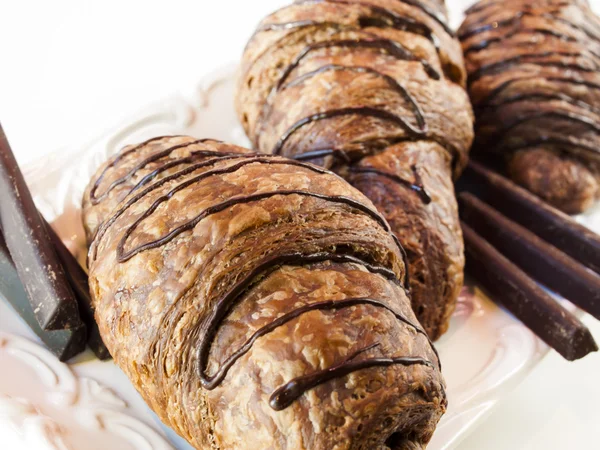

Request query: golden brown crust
[
  {"left": 82, "top": 136, "right": 446, "bottom": 450},
  {"left": 235, "top": 0, "right": 473, "bottom": 340},
  {"left": 459, "top": 0, "right": 600, "bottom": 214}
]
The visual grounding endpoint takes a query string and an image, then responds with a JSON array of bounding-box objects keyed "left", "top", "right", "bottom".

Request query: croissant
[
  {"left": 236, "top": 0, "right": 474, "bottom": 340},
  {"left": 82, "top": 136, "right": 445, "bottom": 450},
  {"left": 459, "top": 0, "right": 600, "bottom": 214}
]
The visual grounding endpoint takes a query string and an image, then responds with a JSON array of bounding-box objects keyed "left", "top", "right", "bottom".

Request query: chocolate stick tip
[{"left": 570, "top": 326, "right": 599, "bottom": 361}]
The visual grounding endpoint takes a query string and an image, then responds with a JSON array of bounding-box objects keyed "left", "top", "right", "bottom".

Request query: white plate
[{"left": 1, "top": 65, "right": 599, "bottom": 450}]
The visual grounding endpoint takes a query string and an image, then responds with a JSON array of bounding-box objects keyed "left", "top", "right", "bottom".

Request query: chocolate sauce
[
  {"left": 466, "top": 1, "right": 571, "bottom": 16},
  {"left": 255, "top": 36, "right": 438, "bottom": 138},
  {"left": 92, "top": 141, "right": 227, "bottom": 205},
  {"left": 496, "top": 110, "right": 600, "bottom": 135},
  {"left": 293, "top": 0, "right": 448, "bottom": 42},
  {"left": 270, "top": 347, "right": 431, "bottom": 410},
  {"left": 477, "top": 75, "right": 600, "bottom": 110},
  {"left": 266, "top": 1, "right": 437, "bottom": 45},
  {"left": 201, "top": 297, "right": 433, "bottom": 389},
  {"left": 468, "top": 52, "right": 596, "bottom": 86},
  {"left": 293, "top": 148, "right": 353, "bottom": 163},
  {"left": 291, "top": 134, "right": 426, "bottom": 163},
  {"left": 396, "top": 0, "right": 454, "bottom": 36},
  {"left": 194, "top": 249, "right": 426, "bottom": 403},
  {"left": 91, "top": 155, "right": 331, "bottom": 260},
  {"left": 90, "top": 144, "right": 233, "bottom": 205},
  {"left": 118, "top": 187, "right": 396, "bottom": 263},
  {"left": 477, "top": 92, "right": 600, "bottom": 116},
  {"left": 284, "top": 64, "right": 426, "bottom": 130},
  {"left": 126, "top": 152, "right": 236, "bottom": 196},
  {"left": 501, "top": 136, "right": 600, "bottom": 160},
  {"left": 90, "top": 136, "right": 182, "bottom": 204},
  {"left": 463, "top": 28, "right": 580, "bottom": 55},
  {"left": 92, "top": 155, "right": 244, "bottom": 259},
  {"left": 101, "top": 145, "right": 409, "bottom": 282},
  {"left": 349, "top": 166, "right": 431, "bottom": 204},
  {"left": 279, "top": 0, "right": 454, "bottom": 38},
  {"left": 464, "top": 0, "right": 495, "bottom": 15},
  {"left": 195, "top": 252, "right": 405, "bottom": 384},
  {"left": 461, "top": 5, "right": 600, "bottom": 46},
  {"left": 461, "top": 6, "right": 575, "bottom": 36},
  {"left": 460, "top": 12, "right": 524, "bottom": 40},
  {"left": 306, "top": 0, "right": 454, "bottom": 37},
  {"left": 272, "top": 107, "right": 427, "bottom": 156},
  {"left": 276, "top": 38, "right": 440, "bottom": 91},
  {"left": 290, "top": 139, "right": 403, "bottom": 164}
]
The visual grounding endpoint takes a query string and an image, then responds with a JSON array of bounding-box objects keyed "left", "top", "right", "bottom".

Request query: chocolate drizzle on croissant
[
  {"left": 83, "top": 136, "right": 446, "bottom": 449},
  {"left": 460, "top": 0, "right": 600, "bottom": 213},
  {"left": 236, "top": 0, "right": 474, "bottom": 340}
]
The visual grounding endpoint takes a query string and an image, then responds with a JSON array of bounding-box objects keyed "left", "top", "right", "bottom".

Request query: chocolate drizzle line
[
  {"left": 99, "top": 146, "right": 404, "bottom": 268},
  {"left": 477, "top": 92, "right": 600, "bottom": 117},
  {"left": 126, "top": 151, "right": 236, "bottom": 196},
  {"left": 284, "top": 0, "right": 440, "bottom": 49},
  {"left": 284, "top": 64, "right": 426, "bottom": 130},
  {"left": 287, "top": 0, "right": 454, "bottom": 37},
  {"left": 196, "top": 252, "right": 405, "bottom": 386},
  {"left": 459, "top": 11, "right": 600, "bottom": 60},
  {"left": 92, "top": 154, "right": 244, "bottom": 258},
  {"left": 270, "top": 345, "right": 431, "bottom": 411},
  {"left": 276, "top": 38, "right": 440, "bottom": 90},
  {"left": 194, "top": 249, "right": 430, "bottom": 408},
  {"left": 293, "top": 148, "right": 353, "bottom": 163},
  {"left": 117, "top": 188, "right": 398, "bottom": 263},
  {"left": 461, "top": 7, "right": 600, "bottom": 44},
  {"left": 202, "top": 297, "right": 437, "bottom": 390},
  {"left": 91, "top": 155, "right": 331, "bottom": 260},
  {"left": 90, "top": 136, "right": 182, "bottom": 205},
  {"left": 496, "top": 110, "right": 600, "bottom": 135},
  {"left": 468, "top": 52, "right": 597, "bottom": 86},
  {"left": 272, "top": 107, "right": 426, "bottom": 156},
  {"left": 501, "top": 136, "right": 600, "bottom": 160},
  {"left": 90, "top": 139, "right": 220, "bottom": 204},
  {"left": 476, "top": 76, "right": 600, "bottom": 111},
  {"left": 464, "top": 0, "right": 569, "bottom": 15},
  {"left": 395, "top": 0, "right": 454, "bottom": 36},
  {"left": 460, "top": 12, "right": 546, "bottom": 40},
  {"left": 289, "top": 136, "right": 423, "bottom": 164},
  {"left": 349, "top": 166, "right": 432, "bottom": 204},
  {"left": 463, "top": 29, "right": 579, "bottom": 55}
]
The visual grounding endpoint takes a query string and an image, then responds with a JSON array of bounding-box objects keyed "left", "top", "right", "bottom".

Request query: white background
[{"left": 1, "top": 1, "right": 600, "bottom": 449}]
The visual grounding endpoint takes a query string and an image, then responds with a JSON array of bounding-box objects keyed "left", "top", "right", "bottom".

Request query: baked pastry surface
[
  {"left": 460, "top": 0, "right": 600, "bottom": 213},
  {"left": 82, "top": 136, "right": 445, "bottom": 450},
  {"left": 236, "top": 0, "right": 474, "bottom": 340}
]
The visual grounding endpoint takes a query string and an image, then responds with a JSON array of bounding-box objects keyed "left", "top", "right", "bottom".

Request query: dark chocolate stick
[
  {"left": 459, "top": 192, "right": 600, "bottom": 320},
  {"left": 462, "top": 221, "right": 598, "bottom": 361},
  {"left": 0, "top": 123, "right": 85, "bottom": 332},
  {"left": 42, "top": 218, "right": 110, "bottom": 359},
  {"left": 461, "top": 161, "right": 600, "bottom": 275},
  {"left": 0, "top": 229, "right": 86, "bottom": 360}
]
